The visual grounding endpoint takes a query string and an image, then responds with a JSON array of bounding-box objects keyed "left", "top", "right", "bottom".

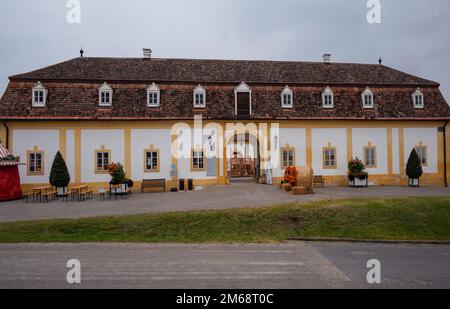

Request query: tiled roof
[
  {"left": 1, "top": 57, "right": 449, "bottom": 120},
  {"left": 9, "top": 57, "right": 440, "bottom": 86}
]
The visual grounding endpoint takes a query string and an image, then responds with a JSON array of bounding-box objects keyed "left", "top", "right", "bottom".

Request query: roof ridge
[
  {"left": 78, "top": 56, "right": 385, "bottom": 66},
  {"left": 8, "top": 56, "right": 440, "bottom": 86}
]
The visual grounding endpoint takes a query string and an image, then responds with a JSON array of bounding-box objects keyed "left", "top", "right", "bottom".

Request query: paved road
[
  {"left": 0, "top": 183, "right": 449, "bottom": 222},
  {"left": 0, "top": 242, "right": 448, "bottom": 289}
]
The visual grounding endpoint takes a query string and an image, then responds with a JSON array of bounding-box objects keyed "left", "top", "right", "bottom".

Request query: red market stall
[{"left": 0, "top": 144, "right": 23, "bottom": 202}]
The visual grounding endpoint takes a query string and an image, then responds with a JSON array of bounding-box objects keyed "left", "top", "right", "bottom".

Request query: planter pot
[
  {"left": 349, "top": 178, "right": 368, "bottom": 188},
  {"left": 408, "top": 178, "right": 420, "bottom": 187},
  {"left": 56, "top": 187, "right": 68, "bottom": 197},
  {"left": 111, "top": 183, "right": 128, "bottom": 194}
]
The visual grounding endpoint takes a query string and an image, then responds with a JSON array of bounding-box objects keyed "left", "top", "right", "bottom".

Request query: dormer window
[
  {"left": 362, "top": 87, "right": 374, "bottom": 108},
  {"left": 412, "top": 88, "right": 424, "bottom": 109},
  {"left": 193, "top": 85, "right": 206, "bottom": 108},
  {"left": 281, "top": 86, "right": 293, "bottom": 108},
  {"left": 147, "top": 83, "right": 160, "bottom": 107},
  {"left": 322, "top": 86, "right": 334, "bottom": 108},
  {"left": 99, "top": 82, "right": 113, "bottom": 106},
  {"left": 32, "top": 81, "right": 47, "bottom": 107}
]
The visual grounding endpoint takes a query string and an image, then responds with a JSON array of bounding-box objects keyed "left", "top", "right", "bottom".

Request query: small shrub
[
  {"left": 406, "top": 149, "right": 423, "bottom": 179},
  {"left": 49, "top": 151, "right": 70, "bottom": 188}
]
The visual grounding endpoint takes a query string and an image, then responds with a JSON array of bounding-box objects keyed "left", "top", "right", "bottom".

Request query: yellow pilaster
[
  {"left": 59, "top": 128, "right": 67, "bottom": 159},
  {"left": 346, "top": 128, "right": 353, "bottom": 162},
  {"left": 399, "top": 128, "right": 405, "bottom": 175},
  {"left": 387, "top": 127, "right": 393, "bottom": 175},
  {"left": 74, "top": 128, "right": 81, "bottom": 184},
  {"left": 306, "top": 127, "right": 312, "bottom": 168},
  {"left": 124, "top": 128, "right": 131, "bottom": 176}
]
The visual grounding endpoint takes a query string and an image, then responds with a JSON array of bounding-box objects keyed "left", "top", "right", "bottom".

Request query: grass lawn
[{"left": 0, "top": 197, "right": 449, "bottom": 243}]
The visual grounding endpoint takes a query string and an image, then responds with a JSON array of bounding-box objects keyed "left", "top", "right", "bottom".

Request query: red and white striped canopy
[
  {"left": 0, "top": 144, "right": 24, "bottom": 166},
  {"left": 0, "top": 144, "right": 11, "bottom": 158}
]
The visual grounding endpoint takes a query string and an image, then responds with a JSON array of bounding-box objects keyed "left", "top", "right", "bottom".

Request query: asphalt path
[{"left": 0, "top": 242, "right": 448, "bottom": 289}]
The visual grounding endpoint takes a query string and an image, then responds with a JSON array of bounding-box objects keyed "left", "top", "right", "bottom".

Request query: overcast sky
[{"left": 0, "top": 0, "right": 449, "bottom": 102}]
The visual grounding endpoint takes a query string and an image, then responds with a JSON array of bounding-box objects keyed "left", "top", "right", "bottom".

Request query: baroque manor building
[{"left": 1, "top": 52, "right": 449, "bottom": 191}]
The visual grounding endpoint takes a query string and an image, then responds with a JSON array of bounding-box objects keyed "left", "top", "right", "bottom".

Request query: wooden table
[
  {"left": 32, "top": 186, "right": 52, "bottom": 202},
  {"left": 70, "top": 185, "right": 88, "bottom": 201}
]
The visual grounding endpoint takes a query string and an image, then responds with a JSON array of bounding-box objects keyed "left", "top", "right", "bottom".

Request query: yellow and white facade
[{"left": 2, "top": 119, "right": 449, "bottom": 192}]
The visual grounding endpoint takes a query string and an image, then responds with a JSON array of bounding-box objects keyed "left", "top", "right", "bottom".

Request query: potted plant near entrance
[
  {"left": 49, "top": 151, "right": 71, "bottom": 196},
  {"left": 108, "top": 162, "right": 129, "bottom": 193},
  {"left": 406, "top": 149, "right": 423, "bottom": 187},
  {"left": 348, "top": 157, "right": 369, "bottom": 188}
]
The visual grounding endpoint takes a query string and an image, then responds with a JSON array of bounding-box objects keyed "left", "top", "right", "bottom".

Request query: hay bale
[
  {"left": 296, "top": 167, "right": 314, "bottom": 194},
  {"left": 282, "top": 183, "right": 293, "bottom": 192},
  {"left": 292, "top": 186, "right": 307, "bottom": 195}
]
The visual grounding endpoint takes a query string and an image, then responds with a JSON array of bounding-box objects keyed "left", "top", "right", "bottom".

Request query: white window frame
[
  {"left": 362, "top": 87, "right": 374, "bottom": 109},
  {"left": 415, "top": 143, "right": 428, "bottom": 167},
  {"left": 322, "top": 86, "right": 334, "bottom": 108},
  {"left": 147, "top": 82, "right": 160, "bottom": 107},
  {"left": 193, "top": 85, "right": 206, "bottom": 108},
  {"left": 412, "top": 88, "right": 424, "bottom": 109},
  {"left": 281, "top": 86, "right": 293, "bottom": 108},
  {"left": 32, "top": 81, "right": 47, "bottom": 107},
  {"left": 99, "top": 82, "right": 113, "bottom": 107}
]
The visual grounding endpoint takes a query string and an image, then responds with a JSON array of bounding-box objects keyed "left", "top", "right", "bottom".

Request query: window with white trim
[
  {"left": 281, "top": 146, "right": 295, "bottom": 168},
  {"left": 323, "top": 144, "right": 337, "bottom": 169},
  {"left": 364, "top": 144, "right": 377, "bottom": 168},
  {"left": 412, "top": 88, "right": 424, "bottom": 109},
  {"left": 192, "top": 149, "right": 205, "bottom": 170},
  {"left": 95, "top": 148, "right": 111, "bottom": 173},
  {"left": 144, "top": 148, "right": 160, "bottom": 172},
  {"left": 193, "top": 85, "right": 206, "bottom": 108},
  {"left": 281, "top": 86, "right": 293, "bottom": 108},
  {"left": 32, "top": 81, "right": 47, "bottom": 107},
  {"left": 99, "top": 82, "right": 113, "bottom": 106},
  {"left": 362, "top": 88, "right": 374, "bottom": 108},
  {"left": 322, "top": 87, "right": 334, "bottom": 108},
  {"left": 27, "top": 148, "right": 44, "bottom": 175},
  {"left": 147, "top": 83, "right": 160, "bottom": 107},
  {"left": 415, "top": 143, "right": 428, "bottom": 166}
]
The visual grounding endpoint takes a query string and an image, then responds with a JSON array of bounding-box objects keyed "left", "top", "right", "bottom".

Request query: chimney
[
  {"left": 322, "top": 53, "right": 331, "bottom": 64},
  {"left": 143, "top": 48, "right": 152, "bottom": 59}
]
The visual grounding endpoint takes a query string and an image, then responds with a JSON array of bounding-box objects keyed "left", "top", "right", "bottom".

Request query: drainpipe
[{"left": 443, "top": 121, "right": 448, "bottom": 187}]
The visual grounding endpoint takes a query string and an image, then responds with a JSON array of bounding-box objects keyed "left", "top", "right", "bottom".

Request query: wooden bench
[
  {"left": 79, "top": 189, "right": 94, "bottom": 201},
  {"left": 313, "top": 176, "right": 325, "bottom": 188},
  {"left": 22, "top": 192, "right": 32, "bottom": 203},
  {"left": 141, "top": 179, "right": 165, "bottom": 193},
  {"left": 42, "top": 190, "right": 57, "bottom": 202}
]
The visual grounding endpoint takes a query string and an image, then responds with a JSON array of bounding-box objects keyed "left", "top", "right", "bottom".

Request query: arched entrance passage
[{"left": 226, "top": 132, "right": 260, "bottom": 179}]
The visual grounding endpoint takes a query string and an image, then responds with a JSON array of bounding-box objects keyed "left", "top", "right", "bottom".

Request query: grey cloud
[{"left": 0, "top": 0, "right": 449, "bottom": 102}]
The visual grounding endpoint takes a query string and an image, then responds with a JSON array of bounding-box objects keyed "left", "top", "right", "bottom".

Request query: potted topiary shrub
[
  {"left": 108, "top": 162, "right": 128, "bottom": 193},
  {"left": 49, "top": 151, "right": 71, "bottom": 196},
  {"left": 348, "top": 157, "right": 369, "bottom": 188},
  {"left": 406, "top": 149, "right": 423, "bottom": 187}
]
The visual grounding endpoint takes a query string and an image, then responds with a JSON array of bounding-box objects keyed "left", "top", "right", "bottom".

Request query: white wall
[
  {"left": 311, "top": 128, "right": 347, "bottom": 176},
  {"left": 352, "top": 128, "right": 388, "bottom": 175},
  {"left": 81, "top": 129, "right": 124, "bottom": 183},
  {"left": 392, "top": 128, "right": 400, "bottom": 174},
  {"left": 404, "top": 128, "right": 438, "bottom": 174},
  {"left": 12, "top": 129, "right": 59, "bottom": 184},
  {"left": 66, "top": 129, "right": 75, "bottom": 184},
  {"left": 271, "top": 128, "right": 307, "bottom": 177},
  {"left": 130, "top": 129, "right": 172, "bottom": 180},
  {"left": 177, "top": 128, "right": 217, "bottom": 180}
]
